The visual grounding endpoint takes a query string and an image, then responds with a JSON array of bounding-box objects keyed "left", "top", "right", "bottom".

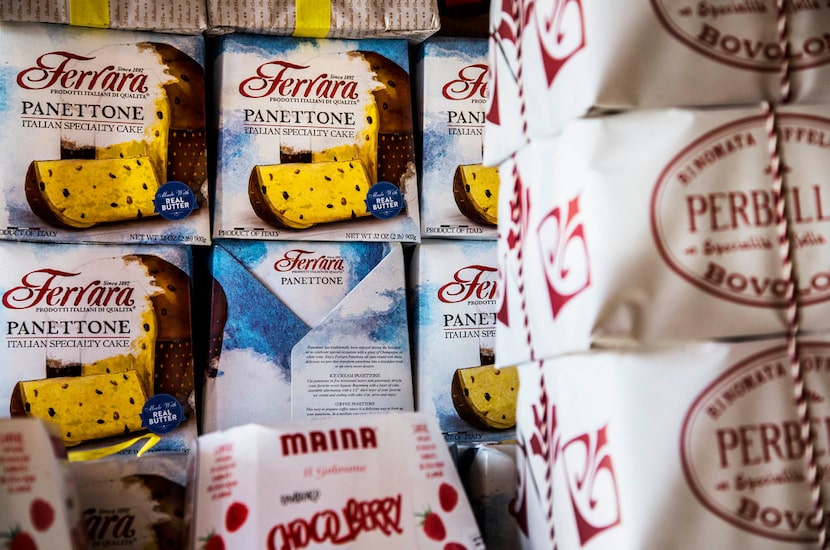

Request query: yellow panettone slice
[
  {"left": 96, "top": 94, "right": 170, "bottom": 186},
  {"left": 451, "top": 364, "right": 518, "bottom": 430},
  {"left": 26, "top": 156, "right": 161, "bottom": 229},
  {"left": 10, "top": 370, "right": 147, "bottom": 446},
  {"left": 81, "top": 306, "right": 158, "bottom": 399},
  {"left": 249, "top": 160, "right": 373, "bottom": 229},
  {"left": 313, "top": 100, "right": 380, "bottom": 183},
  {"left": 453, "top": 163, "right": 500, "bottom": 226}
]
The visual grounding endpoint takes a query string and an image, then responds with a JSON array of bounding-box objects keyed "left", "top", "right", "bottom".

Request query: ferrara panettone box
[
  {"left": 0, "top": 22, "right": 210, "bottom": 246},
  {"left": 69, "top": 454, "right": 189, "bottom": 550},
  {"left": 416, "top": 37, "right": 498, "bottom": 239},
  {"left": 213, "top": 34, "right": 421, "bottom": 243},
  {"left": 202, "top": 240, "right": 414, "bottom": 432},
  {"left": 410, "top": 239, "right": 516, "bottom": 443},
  {"left": 0, "top": 240, "right": 198, "bottom": 457}
]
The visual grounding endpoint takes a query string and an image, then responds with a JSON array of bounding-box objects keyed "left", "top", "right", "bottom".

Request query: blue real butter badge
[
  {"left": 365, "top": 182, "right": 404, "bottom": 220},
  {"left": 153, "top": 181, "right": 197, "bottom": 221},
  {"left": 140, "top": 394, "right": 184, "bottom": 435}
]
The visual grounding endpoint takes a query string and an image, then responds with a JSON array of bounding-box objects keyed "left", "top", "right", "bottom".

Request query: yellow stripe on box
[
  {"left": 69, "top": 0, "right": 110, "bottom": 28},
  {"left": 293, "top": 0, "right": 331, "bottom": 38},
  {"left": 68, "top": 434, "right": 161, "bottom": 462}
]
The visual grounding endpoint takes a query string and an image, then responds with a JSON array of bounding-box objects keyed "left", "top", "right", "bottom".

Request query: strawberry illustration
[
  {"left": 224, "top": 502, "right": 249, "bottom": 533},
  {"left": 29, "top": 499, "right": 55, "bottom": 532},
  {"left": 3, "top": 529, "right": 38, "bottom": 550},
  {"left": 438, "top": 483, "right": 459, "bottom": 512},
  {"left": 444, "top": 543, "right": 468, "bottom": 550},
  {"left": 417, "top": 509, "right": 446, "bottom": 542},
  {"left": 200, "top": 532, "right": 225, "bottom": 550}
]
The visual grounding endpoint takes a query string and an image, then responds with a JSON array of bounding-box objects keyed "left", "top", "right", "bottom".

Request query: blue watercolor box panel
[{"left": 203, "top": 239, "right": 414, "bottom": 432}]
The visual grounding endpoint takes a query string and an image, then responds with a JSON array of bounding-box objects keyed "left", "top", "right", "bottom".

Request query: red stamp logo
[
  {"left": 650, "top": 0, "right": 830, "bottom": 71},
  {"left": 486, "top": 0, "right": 585, "bottom": 126},
  {"left": 514, "top": 398, "right": 621, "bottom": 545},
  {"left": 681, "top": 341, "right": 830, "bottom": 542},
  {"left": 537, "top": 195, "right": 590, "bottom": 319},
  {"left": 651, "top": 113, "right": 830, "bottom": 307}
]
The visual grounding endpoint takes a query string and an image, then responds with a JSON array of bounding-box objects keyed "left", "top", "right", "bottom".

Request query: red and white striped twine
[
  {"left": 764, "top": 100, "right": 827, "bottom": 549},
  {"left": 768, "top": 0, "right": 827, "bottom": 546},
  {"left": 505, "top": 0, "right": 556, "bottom": 545},
  {"left": 506, "top": 0, "right": 535, "bottom": 359}
]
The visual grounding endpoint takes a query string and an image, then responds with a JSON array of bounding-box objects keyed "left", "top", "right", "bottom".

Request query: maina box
[
  {"left": 212, "top": 34, "right": 421, "bottom": 243},
  {"left": 0, "top": 240, "right": 198, "bottom": 457},
  {"left": 496, "top": 103, "right": 830, "bottom": 367},
  {"left": 410, "top": 239, "right": 516, "bottom": 443},
  {"left": 0, "top": 417, "right": 87, "bottom": 550},
  {"left": 192, "top": 413, "right": 485, "bottom": 550},
  {"left": 512, "top": 336, "right": 830, "bottom": 549},
  {"left": 416, "top": 37, "right": 499, "bottom": 239},
  {"left": 0, "top": 0, "right": 207, "bottom": 34},
  {"left": 202, "top": 239, "right": 414, "bottom": 432},
  {"left": 206, "top": 0, "right": 440, "bottom": 43},
  {"left": 0, "top": 22, "right": 210, "bottom": 246},
  {"left": 485, "top": 1, "right": 830, "bottom": 165}
]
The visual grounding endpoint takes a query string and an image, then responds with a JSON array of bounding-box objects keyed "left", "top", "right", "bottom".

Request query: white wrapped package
[
  {"left": 496, "top": 103, "right": 830, "bottom": 367},
  {"left": 484, "top": 1, "right": 830, "bottom": 165},
  {"left": 512, "top": 337, "right": 830, "bottom": 549},
  {"left": 192, "top": 413, "right": 485, "bottom": 549},
  {"left": 0, "top": 0, "right": 207, "bottom": 33}
]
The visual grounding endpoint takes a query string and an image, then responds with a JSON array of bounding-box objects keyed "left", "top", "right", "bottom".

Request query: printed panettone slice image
[
  {"left": 451, "top": 364, "right": 518, "bottom": 431},
  {"left": 245, "top": 47, "right": 416, "bottom": 231},
  {"left": 4, "top": 248, "right": 195, "bottom": 449},
  {"left": 23, "top": 40, "right": 207, "bottom": 231},
  {"left": 452, "top": 163, "right": 500, "bottom": 226}
]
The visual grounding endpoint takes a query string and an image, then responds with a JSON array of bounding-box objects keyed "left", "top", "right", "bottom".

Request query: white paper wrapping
[
  {"left": 513, "top": 337, "right": 830, "bottom": 549},
  {"left": 495, "top": 103, "right": 830, "bottom": 367},
  {"left": 0, "top": 0, "right": 207, "bottom": 33},
  {"left": 206, "top": 0, "right": 439, "bottom": 43},
  {"left": 484, "top": 1, "right": 830, "bottom": 165}
]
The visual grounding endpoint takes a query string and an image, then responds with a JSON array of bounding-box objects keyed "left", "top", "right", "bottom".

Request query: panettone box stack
[
  {"left": 0, "top": 19, "right": 208, "bottom": 549},
  {"left": 485, "top": 3, "right": 830, "bottom": 549},
  {"left": 0, "top": 241, "right": 198, "bottom": 548},
  {"left": 412, "top": 35, "right": 519, "bottom": 550}
]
